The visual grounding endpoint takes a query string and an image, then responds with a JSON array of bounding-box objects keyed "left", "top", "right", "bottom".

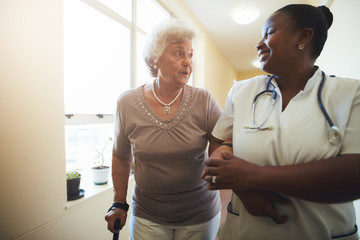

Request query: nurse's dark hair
[{"left": 275, "top": 4, "right": 333, "bottom": 59}]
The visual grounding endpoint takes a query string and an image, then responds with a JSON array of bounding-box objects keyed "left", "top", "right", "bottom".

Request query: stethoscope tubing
[
  {"left": 317, "top": 71, "right": 335, "bottom": 127},
  {"left": 247, "top": 71, "right": 341, "bottom": 145},
  {"left": 253, "top": 75, "right": 277, "bottom": 103}
]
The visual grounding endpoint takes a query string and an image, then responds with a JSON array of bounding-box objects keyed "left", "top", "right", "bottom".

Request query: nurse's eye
[
  {"left": 265, "top": 30, "right": 275, "bottom": 38},
  {"left": 262, "top": 27, "right": 275, "bottom": 39}
]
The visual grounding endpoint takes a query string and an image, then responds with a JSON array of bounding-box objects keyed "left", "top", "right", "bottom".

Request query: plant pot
[
  {"left": 92, "top": 166, "right": 110, "bottom": 185},
  {"left": 67, "top": 176, "right": 82, "bottom": 201}
]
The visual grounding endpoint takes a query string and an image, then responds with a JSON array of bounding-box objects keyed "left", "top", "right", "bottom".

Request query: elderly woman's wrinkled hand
[{"left": 105, "top": 208, "right": 127, "bottom": 234}]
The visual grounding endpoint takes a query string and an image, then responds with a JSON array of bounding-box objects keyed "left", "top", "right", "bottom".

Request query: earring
[
  {"left": 153, "top": 64, "right": 158, "bottom": 70},
  {"left": 298, "top": 43, "right": 305, "bottom": 50}
]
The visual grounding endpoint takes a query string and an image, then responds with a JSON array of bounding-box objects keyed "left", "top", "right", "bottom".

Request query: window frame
[{"left": 64, "top": 0, "right": 172, "bottom": 116}]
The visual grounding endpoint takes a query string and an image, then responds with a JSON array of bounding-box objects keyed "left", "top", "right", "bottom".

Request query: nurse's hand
[
  {"left": 203, "top": 151, "right": 257, "bottom": 190},
  {"left": 234, "top": 190, "right": 291, "bottom": 224}
]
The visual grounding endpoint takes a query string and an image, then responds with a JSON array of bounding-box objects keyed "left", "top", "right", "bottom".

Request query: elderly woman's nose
[{"left": 182, "top": 55, "right": 192, "bottom": 65}]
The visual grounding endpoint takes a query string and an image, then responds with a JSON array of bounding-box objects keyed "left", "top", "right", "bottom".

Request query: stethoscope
[{"left": 244, "top": 71, "right": 342, "bottom": 145}]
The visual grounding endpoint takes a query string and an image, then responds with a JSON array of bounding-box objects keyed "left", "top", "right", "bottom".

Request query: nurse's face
[
  {"left": 256, "top": 13, "right": 300, "bottom": 75},
  {"left": 156, "top": 39, "right": 193, "bottom": 87}
]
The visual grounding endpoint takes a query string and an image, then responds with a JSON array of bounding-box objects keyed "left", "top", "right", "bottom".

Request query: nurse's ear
[{"left": 297, "top": 27, "right": 313, "bottom": 51}]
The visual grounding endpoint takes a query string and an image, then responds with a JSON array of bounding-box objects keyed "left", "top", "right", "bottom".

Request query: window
[{"left": 64, "top": 0, "right": 171, "bottom": 187}]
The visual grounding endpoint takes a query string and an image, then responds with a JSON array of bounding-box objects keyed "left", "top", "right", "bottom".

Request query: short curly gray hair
[{"left": 143, "top": 19, "right": 197, "bottom": 77}]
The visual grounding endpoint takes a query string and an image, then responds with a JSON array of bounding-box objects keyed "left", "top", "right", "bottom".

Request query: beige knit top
[{"left": 113, "top": 84, "right": 222, "bottom": 225}]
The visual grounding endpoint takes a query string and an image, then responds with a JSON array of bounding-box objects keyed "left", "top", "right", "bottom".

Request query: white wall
[
  {"left": 15, "top": 180, "right": 135, "bottom": 240},
  {"left": 317, "top": 0, "right": 360, "bottom": 79},
  {"left": 0, "top": 1, "right": 121, "bottom": 239},
  {"left": 0, "top": 0, "right": 66, "bottom": 239}
]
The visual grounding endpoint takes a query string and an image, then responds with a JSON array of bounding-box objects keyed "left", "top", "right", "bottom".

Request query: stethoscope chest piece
[
  {"left": 328, "top": 125, "right": 342, "bottom": 145},
  {"left": 318, "top": 71, "right": 342, "bottom": 145}
]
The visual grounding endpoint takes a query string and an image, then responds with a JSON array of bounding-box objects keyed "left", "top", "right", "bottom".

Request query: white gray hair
[{"left": 143, "top": 19, "right": 197, "bottom": 77}]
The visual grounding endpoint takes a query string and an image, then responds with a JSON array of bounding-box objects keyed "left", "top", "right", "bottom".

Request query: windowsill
[
  {"left": 65, "top": 174, "right": 134, "bottom": 210},
  {"left": 65, "top": 178, "right": 113, "bottom": 210}
]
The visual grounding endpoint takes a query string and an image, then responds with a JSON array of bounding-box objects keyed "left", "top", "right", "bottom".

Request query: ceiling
[{"left": 180, "top": 0, "right": 326, "bottom": 72}]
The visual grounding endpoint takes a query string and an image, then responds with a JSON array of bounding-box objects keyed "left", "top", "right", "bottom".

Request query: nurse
[{"left": 202, "top": 4, "right": 360, "bottom": 240}]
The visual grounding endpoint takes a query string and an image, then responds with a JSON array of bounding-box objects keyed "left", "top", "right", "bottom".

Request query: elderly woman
[{"left": 105, "top": 19, "right": 222, "bottom": 240}]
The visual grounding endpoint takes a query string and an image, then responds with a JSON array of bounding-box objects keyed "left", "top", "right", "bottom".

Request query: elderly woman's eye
[{"left": 176, "top": 51, "right": 182, "bottom": 56}]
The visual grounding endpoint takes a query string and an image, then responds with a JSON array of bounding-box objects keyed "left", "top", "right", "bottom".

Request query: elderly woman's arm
[
  {"left": 208, "top": 134, "right": 232, "bottom": 156},
  {"left": 112, "top": 155, "right": 133, "bottom": 202},
  {"left": 205, "top": 152, "right": 360, "bottom": 203},
  {"left": 105, "top": 154, "right": 133, "bottom": 233}
]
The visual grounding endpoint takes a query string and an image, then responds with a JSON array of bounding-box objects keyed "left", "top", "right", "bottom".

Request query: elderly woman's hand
[
  {"left": 203, "top": 151, "right": 257, "bottom": 190},
  {"left": 201, "top": 143, "right": 233, "bottom": 179},
  {"left": 105, "top": 208, "right": 127, "bottom": 234}
]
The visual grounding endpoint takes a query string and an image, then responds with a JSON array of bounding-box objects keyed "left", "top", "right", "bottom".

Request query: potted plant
[
  {"left": 92, "top": 137, "right": 112, "bottom": 185},
  {"left": 66, "top": 170, "right": 84, "bottom": 201}
]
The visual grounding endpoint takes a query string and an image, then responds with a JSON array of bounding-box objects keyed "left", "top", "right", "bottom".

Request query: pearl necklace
[{"left": 152, "top": 80, "right": 183, "bottom": 115}]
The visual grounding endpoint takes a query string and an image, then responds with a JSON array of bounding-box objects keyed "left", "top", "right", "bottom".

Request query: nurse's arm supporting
[
  {"left": 105, "top": 154, "right": 133, "bottom": 233},
  {"left": 205, "top": 152, "right": 360, "bottom": 203},
  {"left": 206, "top": 136, "right": 291, "bottom": 224},
  {"left": 232, "top": 190, "right": 291, "bottom": 224}
]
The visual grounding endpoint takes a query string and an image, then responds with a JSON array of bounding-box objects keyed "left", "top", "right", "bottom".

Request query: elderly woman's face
[{"left": 157, "top": 38, "right": 193, "bottom": 85}]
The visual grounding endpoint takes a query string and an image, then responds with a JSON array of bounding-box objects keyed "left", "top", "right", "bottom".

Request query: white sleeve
[
  {"left": 211, "top": 84, "right": 235, "bottom": 141},
  {"left": 341, "top": 85, "right": 360, "bottom": 154}
]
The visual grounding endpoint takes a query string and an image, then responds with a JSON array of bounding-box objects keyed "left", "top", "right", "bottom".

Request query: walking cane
[{"left": 113, "top": 219, "right": 120, "bottom": 240}]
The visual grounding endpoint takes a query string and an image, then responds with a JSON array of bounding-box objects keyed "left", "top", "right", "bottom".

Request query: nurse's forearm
[
  {"left": 253, "top": 154, "right": 360, "bottom": 203},
  {"left": 112, "top": 155, "right": 133, "bottom": 203}
]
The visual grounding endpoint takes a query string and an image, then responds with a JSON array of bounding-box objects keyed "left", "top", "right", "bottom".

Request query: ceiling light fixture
[{"left": 231, "top": 7, "right": 260, "bottom": 25}]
